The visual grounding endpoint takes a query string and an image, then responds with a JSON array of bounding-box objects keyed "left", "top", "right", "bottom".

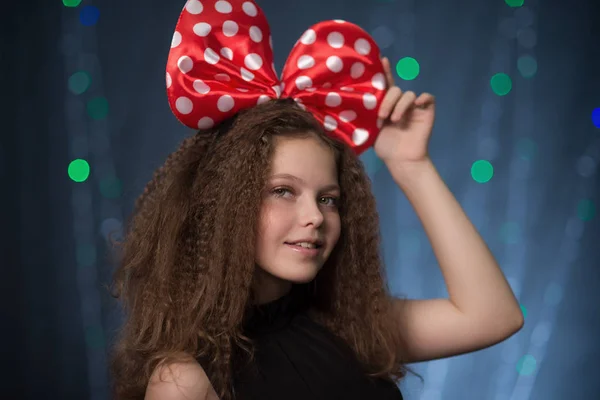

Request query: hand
[{"left": 374, "top": 57, "right": 436, "bottom": 167}]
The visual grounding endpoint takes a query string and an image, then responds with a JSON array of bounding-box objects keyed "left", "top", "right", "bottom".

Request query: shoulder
[{"left": 146, "top": 354, "right": 219, "bottom": 400}]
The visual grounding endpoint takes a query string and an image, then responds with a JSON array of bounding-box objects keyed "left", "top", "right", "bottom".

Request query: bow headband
[{"left": 166, "top": 0, "right": 387, "bottom": 155}]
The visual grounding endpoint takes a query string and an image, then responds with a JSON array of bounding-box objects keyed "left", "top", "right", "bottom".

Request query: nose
[{"left": 298, "top": 197, "right": 325, "bottom": 227}]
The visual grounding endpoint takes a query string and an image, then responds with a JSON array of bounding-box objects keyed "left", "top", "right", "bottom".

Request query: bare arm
[
  {"left": 145, "top": 355, "right": 220, "bottom": 400},
  {"left": 389, "top": 159, "right": 524, "bottom": 363}
]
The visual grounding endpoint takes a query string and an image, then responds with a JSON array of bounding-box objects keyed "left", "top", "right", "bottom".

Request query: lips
[
  {"left": 284, "top": 242, "right": 322, "bottom": 249},
  {"left": 284, "top": 243, "right": 321, "bottom": 257}
]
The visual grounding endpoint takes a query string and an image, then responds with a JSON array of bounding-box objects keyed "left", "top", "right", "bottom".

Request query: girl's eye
[
  {"left": 272, "top": 188, "right": 292, "bottom": 197},
  {"left": 272, "top": 188, "right": 339, "bottom": 207},
  {"left": 319, "top": 196, "right": 339, "bottom": 207}
]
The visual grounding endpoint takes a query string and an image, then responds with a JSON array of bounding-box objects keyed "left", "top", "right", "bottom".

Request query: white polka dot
[
  {"left": 166, "top": 72, "right": 172, "bottom": 88},
  {"left": 325, "top": 92, "right": 342, "bottom": 107},
  {"left": 237, "top": 88, "right": 249, "bottom": 92},
  {"left": 215, "top": 0, "right": 232, "bottom": 13},
  {"left": 294, "top": 98, "right": 306, "bottom": 110},
  {"left": 176, "top": 97, "right": 193, "bottom": 114},
  {"left": 340, "top": 86, "right": 354, "bottom": 92},
  {"left": 353, "top": 129, "right": 369, "bottom": 145},
  {"left": 305, "top": 87, "right": 317, "bottom": 92},
  {"left": 198, "top": 117, "right": 214, "bottom": 129},
  {"left": 339, "top": 110, "right": 357, "bottom": 122},
  {"left": 326, "top": 56, "right": 343, "bottom": 73},
  {"left": 249, "top": 26, "right": 263, "bottom": 42},
  {"left": 281, "top": 82, "right": 285, "bottom": 91},
  {"left": 185, "top": 0, "right": 203, "bottom": 14},
  {"left": 354, "top": 38, "right": 371, "bottom": 55},
  {"left": 351, "top": 62, "right": 365, "bottom": 79},
  {"left": 204, "top": 48, "right": 219, "bottom": 65},
  {"left": 257, "top": 95, "right": 270, "bottom": 105},
  {"left": 242, "top": 1, "right": 258, "bottom": 16},
  {"left": 377, "top": 118, "right": 384, "bottom": 129},
  {"left": 272, "top": 85, "right": 282, "bottom": 98},
  {"left": 220, "top": 47, "right": 233, "bottom": 60},
  {"left": 322, "top": 82, "right": 332, "bottom": 89},
  {"left": 363, "top": 93, "right": 377, "bottom": 110},
  {"left": 177, "top": 56, "right": 193, "bottom": 73},
  {"left": 327, "top": 32, "right": 344, "bottom": 49},
  {"left": 324, "top": 116, "right": 338, "bottom": 131},
  {"left": 371, "top": 73, "right": 386, "bottom": 90},
  {"left": 223, "top": 20, "right": 238, "bottom": 37},
  {"left": 300, "top": 29, "right": 316, "bottom": 45},
  {"left": 241, "top": 67, "right": 255, "bottom": 81},
  {"left": 244, "top": 53, "right": 263, "bottom": 70},
  {"left": 171, "top": 31, "right": 182, "bottom": 48},
  {"left": 297, "top": 55, "right": 315, "bottom": 69},
  {"left": 334, "top": 19, "right": 345, "bottom": 23},
  {"left": 193, "top": 22, "right": 211, "bottom": 37},
  {"left": 193, "top": 79, "right": 210, "bottom": 94},
  {"left": 215, "top": 73, "right": 230, "bottom": 81},
  {"left": 295, "top": 76, "right": 312, "bottom": 90},
  {"left": 217, "top": 95, "right": 234, "bottom": 112}
]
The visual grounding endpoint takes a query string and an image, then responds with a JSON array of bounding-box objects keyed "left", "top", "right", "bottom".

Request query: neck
[{"left": 252, "top": 268, "right": 293, "bottom": 305}]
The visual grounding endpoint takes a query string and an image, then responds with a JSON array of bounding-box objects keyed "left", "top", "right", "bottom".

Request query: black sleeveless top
[{"left": 231, "top": 289, "right": 404, "bottom": 400}]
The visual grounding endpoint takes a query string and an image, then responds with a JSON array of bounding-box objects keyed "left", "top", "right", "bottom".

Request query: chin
[
  {"left": 264, "top": 262, "right": 322, "bottom": 285},
  {"left": 276, "top": 267, "right": 320, "bottom": 284}
]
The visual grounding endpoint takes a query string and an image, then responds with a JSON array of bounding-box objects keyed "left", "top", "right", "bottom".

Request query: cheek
[{"left": 257, "top": 203, "right": 293, "bottom": 243}]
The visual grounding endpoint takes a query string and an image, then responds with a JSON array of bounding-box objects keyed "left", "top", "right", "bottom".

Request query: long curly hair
[{"left": 109, "top": 98, "right": 413, "bottom": 399}]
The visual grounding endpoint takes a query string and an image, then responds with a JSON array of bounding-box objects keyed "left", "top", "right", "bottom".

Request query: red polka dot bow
[{"left": 166, "top": 0, "right": 387, "bottom": 155}]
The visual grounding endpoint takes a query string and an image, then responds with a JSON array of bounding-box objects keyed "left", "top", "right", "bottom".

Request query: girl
[{"left": 110, "top": 1, "right": 524, "bottom": 399}]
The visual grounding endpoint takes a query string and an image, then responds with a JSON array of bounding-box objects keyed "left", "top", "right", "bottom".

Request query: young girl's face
[{"left": 254, "top": 135, "right": 341, "bottom": 304}]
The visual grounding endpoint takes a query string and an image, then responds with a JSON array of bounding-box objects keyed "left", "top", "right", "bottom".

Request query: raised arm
[{"left": 374, "top": 57, "right": 523, "bottom": 364}]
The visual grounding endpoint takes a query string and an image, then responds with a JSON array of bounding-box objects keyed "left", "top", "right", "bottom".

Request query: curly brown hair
[{"left": 109, "top": 98, "right": 413, "bottom": 399}]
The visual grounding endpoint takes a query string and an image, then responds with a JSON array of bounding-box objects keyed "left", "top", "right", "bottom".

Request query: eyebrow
[{"left": 270, "top": 173, "right": 340, "bottom": 192}]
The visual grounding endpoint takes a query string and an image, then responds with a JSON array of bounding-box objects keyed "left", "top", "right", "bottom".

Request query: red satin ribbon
[{"left": 166, "top": 0, "right": 386, "bottom": 155}]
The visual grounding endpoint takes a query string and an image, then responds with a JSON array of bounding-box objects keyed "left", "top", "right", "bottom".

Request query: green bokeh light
[
  {"left": 63, "top": 0, "right": 82, "bottom": 7},
  {"left": 505, "top": 0, "right": 525, "bottom": 7},
  {"left": 68, "top": 71, "right": 91, "bottom": 95},
  {"left": 577, "top": 199, "right": 595, "bottom": 221},
  {"left": 395, "top": 57, "right": 420, "bottom": 81},
  {"left": 520, "top": 304, "right": 527, "bottom": 318},
  {"left": 87, "top": 97, "right": 109, "bottom": 120},
  {"left": 517, "top": 55, "right": 538, "bottom": 78},
  {"left": 100, "top": 177, "right": 123, "bottom": 199},
  {"left": 516, "top": 355, "right": 537, "bottom": 376},
  {"left": 471, "top": 160, "right": 494, "bottom": 183},
  {"left": 68, "top": 159, "right": 90, "bottom": 182},
  {"left": 491, "top": 73, "right": 512, "bottom": 96}
]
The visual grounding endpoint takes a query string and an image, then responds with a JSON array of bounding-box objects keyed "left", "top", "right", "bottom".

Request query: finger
[
  {"left": 382, "top": 57, "right": 396, "bottom": 88},
  {"left": 378, "top": 86, "right": 402, "bottom": 119},
  {"left": 415, "top": 92, "right": 435, "bottom": 108},
  {"left": 390, "top": 91, "right": 417, "bottom": 122}
]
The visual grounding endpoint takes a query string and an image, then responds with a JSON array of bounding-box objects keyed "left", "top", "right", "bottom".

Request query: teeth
[{"left": 292, "top": 242, "right": 317, "bottom": 249}]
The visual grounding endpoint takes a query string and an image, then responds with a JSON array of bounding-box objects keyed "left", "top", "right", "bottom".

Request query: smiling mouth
[
  {"left": 284, "top": 242, "right": 322, "bottom": 249},
  {"left": 284, "top": 243, "right": 322, "bottom": 256}
]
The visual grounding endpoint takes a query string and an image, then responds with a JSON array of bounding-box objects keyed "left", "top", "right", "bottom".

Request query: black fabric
[{"left": 231, "top": 289, "right": 404, "bottom": 400}]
